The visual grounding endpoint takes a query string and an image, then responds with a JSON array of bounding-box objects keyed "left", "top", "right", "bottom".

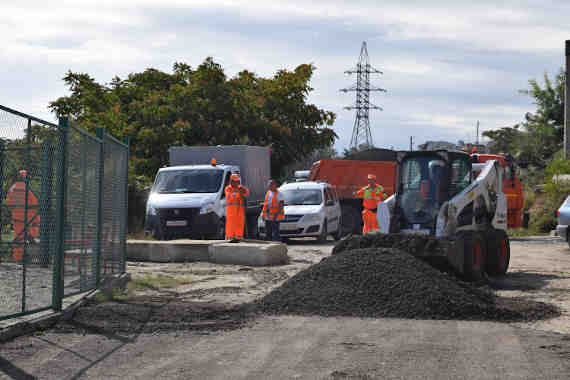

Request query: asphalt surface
[
  {"left": 1, "top": 316, "right": 569, "bottom": 380},
  {"left": 1, "top": 237, "right": 570, "bottom": 379}
]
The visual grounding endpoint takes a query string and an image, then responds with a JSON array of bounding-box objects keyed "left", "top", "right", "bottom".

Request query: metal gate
[{"left": 0, "top": 105, "right": 129, "bottom": 321}]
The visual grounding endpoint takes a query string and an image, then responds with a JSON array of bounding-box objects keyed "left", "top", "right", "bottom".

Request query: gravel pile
[
  {"left": 332, "top": 231, "right": 448, "bottom": 257},
  {"left": 258, "top": 248, "right": 558, "bottom": 321}
]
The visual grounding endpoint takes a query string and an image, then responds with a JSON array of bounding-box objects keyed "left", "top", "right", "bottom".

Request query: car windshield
[
  {"left": 152, "top": 169, "right": 224, "bottom": 194},
  {"left": 281, "top": 189, "right": 323, "bottom": 205}
]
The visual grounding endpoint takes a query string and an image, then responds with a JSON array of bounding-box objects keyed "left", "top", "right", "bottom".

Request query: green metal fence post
[
  {"left": 0, "top": 139, "right": 5, "bottom": 247},
  {"left": 21, "top": 119, "right": 32, "bottom": 312},
  {"left": 95, "top": 128, "right": 104, "bottom": 286},
  {"left": 52, "top": 118, "right": 68, "bottom": 312},
  {"left": 121, "top": 136, "right": 129, "bottom": 274},
  {"left": 40, "top": 140, "right": 53, "bottom": 268}
]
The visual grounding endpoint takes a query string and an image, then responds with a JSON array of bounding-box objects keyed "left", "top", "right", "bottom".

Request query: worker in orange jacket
[
  {"left": 354, "top": 174, "right": 387, "bottom": 234},
  {"left": 262, "top": 179, "right": 284, "bottom": 242},
  {"left": 225, "top": 173, "right": 249, "bottom": 242}
]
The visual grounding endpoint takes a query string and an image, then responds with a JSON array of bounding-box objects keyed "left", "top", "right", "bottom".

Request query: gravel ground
[{"left": 0, "top": 261, "right": 87, "bottom": 318}]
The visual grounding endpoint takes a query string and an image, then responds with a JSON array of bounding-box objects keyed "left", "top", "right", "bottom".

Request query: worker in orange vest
[
  {"left": 225, "top": 173, "right": 249, "bottom": 242},
  {"left": 261, "top": 179, "right": 284, "bottom": 242},
  {"left": 354, "top": 174, "right": 387, "bottom": 234},
  {"left": 6, "top": 170, "right": 40, "bottom": 262}
]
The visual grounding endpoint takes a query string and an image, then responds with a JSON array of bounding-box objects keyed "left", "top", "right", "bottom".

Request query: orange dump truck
[
  {"left": 472, "top": 153, "right": 524, "bottom": 228},
  {"left": 308, "top": 159, "right": 397, "bottom": 235}
]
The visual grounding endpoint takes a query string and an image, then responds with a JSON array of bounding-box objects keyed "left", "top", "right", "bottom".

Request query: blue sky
[{"left": 1, "top": 0, "right": 567, "bottom": 153}]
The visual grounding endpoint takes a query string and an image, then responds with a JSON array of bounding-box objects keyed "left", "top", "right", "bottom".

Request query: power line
[{"left": 340, "top": 41, "right": 386, "bottom": 151}]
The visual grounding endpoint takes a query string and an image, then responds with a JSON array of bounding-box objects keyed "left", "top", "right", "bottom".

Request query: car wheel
[
  {"left": 153, "top": 224, "right": 164, "bottom": 241},
  {"left": 216, "top": 218, "right": 226, "bottom": 240},
  {"left": 333, "top": 216, "right": 343, "bottom": 241},
  {"left": 317, "top": 219, "right": 328, "bottom": 243}
]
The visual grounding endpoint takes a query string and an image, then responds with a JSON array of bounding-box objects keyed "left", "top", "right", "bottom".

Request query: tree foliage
[
  {"left": 49, "top": 58, "right": 337, "bottom": 183},
  {"left": 483, "top": 69, "right": 565, "bottom": 169}
]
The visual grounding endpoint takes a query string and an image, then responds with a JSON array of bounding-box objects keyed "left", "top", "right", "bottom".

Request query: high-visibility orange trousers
[
  {"left": 225, "top": 206, "right": 246, "bottom": 240},
  {"left": 362, "top": 208, "right": 379, "bottom": 234}
]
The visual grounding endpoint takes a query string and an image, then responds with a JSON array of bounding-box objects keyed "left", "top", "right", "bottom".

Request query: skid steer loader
[{"left": 380, "top": 150, "right": 510, "bottom": 281}]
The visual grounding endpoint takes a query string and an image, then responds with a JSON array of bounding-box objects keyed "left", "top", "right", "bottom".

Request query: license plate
[
  {"left": 401, "top": 228, "right": 430, "bottom": 236},
  {"left": 280, "top": 223, "right": 297, "bottom": 231},
  {"left": 166, "top": 220, "right": 187, "bottom": 227}
]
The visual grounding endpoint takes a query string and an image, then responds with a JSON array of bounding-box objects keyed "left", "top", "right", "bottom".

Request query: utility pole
[
  {"left": 409, "top": 136, "right": 413, "bottom": 151},
  {"left": 340, "top": 41, "right": 386, "bottom": 151},
  {"left": 564, "top": 40, "right": 570, "bottom": 160}
]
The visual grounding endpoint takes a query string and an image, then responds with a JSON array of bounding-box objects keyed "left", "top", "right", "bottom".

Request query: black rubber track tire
[
  {"left": 486, "top": 229, "right": 510, "bottom": 276},
  {"left": 463, "top": 231, "right": 486, "bottom": 282}
]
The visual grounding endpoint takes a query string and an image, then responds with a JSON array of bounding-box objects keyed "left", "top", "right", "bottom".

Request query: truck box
[
  {"left": 308, "top": 159, "right": 397, "bottom": 235},
  {"left": 169, "top": 145, "right": 270, "bottom": 204},
  {"left": 309, "top": 159, "right": 397, "bottom": 200}
]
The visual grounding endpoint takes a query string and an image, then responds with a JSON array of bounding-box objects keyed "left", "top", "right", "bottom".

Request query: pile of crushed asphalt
[
  {"left": 258, "top": 245, "right": 559, "bottom": 322},
  {"left": 332, "top": 231, "right": 448, "bottom": 257}
]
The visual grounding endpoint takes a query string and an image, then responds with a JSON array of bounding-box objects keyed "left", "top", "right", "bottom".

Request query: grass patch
[
  {"left": 508, "top": 227, "right": 547, "bottom": 238},
  {"left": 127, "top": 231, "right": 154, "bottom": 241},
  {"left": 128, "top": 274, "right": 195, "bottom": 291}
]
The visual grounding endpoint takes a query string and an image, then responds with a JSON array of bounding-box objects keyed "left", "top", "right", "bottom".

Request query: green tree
[
  {"left": 483, "top": 69, "right": 565, "bottom": 169},
  {"left": 49, "top": 58, "right": 336, "bottom": 182}
]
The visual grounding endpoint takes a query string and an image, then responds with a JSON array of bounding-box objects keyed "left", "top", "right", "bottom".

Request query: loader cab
[{"left": 394, "top": 150, "right": 471, "bottom": 235}]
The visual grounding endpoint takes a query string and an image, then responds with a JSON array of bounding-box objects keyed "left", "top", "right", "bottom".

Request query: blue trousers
[{"left": 265, "top": 220, "right": 281, "bottom": 242}]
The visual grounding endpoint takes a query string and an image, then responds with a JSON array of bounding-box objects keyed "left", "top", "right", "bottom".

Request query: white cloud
[{"left": 0, "top": 0, "right": 564, "bottom": 152}]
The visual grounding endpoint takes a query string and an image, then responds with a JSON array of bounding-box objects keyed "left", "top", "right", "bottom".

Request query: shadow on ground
[
  {"left": 488, "top": 271, "right": 568, "bottom": 291},
  {"left": 54, "top": 296, "right": 254, "bottom": 335}
]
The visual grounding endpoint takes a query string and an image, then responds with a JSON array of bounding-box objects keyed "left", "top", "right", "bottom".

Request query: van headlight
[
  {"left": 302, "top": 213, "right": 322, "bottom": 223},
  {"left": 147, "top": 204, "right": 157, "bottom": 216},
  {"left": 200, "top": 202, "right": 216, "bottom": 215}
]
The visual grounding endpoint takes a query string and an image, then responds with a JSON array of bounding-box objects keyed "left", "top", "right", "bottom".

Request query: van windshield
[
  {"left": 281, "top": 189, "right": 322, "bottom": 205},
  {"left": 153, "top": 169, "right": 224, "bottom": 194}
]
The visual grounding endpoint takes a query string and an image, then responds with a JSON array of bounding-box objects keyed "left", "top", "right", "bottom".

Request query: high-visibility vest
[
  {"left": 226, "top": 186, "right": 248, "bottom": 208},
  {"left": 262, "top": 190, "right": 284, "bottom": 221},
  {"left": 358, "top": 184, "right": 386, "bottom": 210}
]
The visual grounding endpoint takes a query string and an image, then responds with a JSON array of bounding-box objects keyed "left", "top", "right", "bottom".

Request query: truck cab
[{"left": 145, "top": 163, "right": 238, "bottom": 240}]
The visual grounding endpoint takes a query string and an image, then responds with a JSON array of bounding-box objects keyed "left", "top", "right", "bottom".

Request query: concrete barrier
[
  {"left": 209, "top": 241, "right": 289, "bottom": 266},
  {"left": 127, "top": 240, "right": 214, "bottom": 263},
  {"left": 128, "top": 239, "right": 290, "bottom": 266}
]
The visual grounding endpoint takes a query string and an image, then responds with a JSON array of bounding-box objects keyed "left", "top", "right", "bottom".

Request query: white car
[{"left": 258, "top": 181, "right": 342, "bottom": 242}]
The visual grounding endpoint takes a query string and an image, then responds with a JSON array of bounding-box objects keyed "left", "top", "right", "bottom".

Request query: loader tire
[
  {"left": 486, "top": 229, "right": 510, "bottom": 276},
  {"left": 463, "top": 232, "right": 486, "bottom": 282}
]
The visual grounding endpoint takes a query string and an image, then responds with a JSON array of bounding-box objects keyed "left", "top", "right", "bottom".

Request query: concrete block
[
  {"left": 127, "top": 240, "right": 214, "bottom": 262},
  {"left": 209, "top": 242, "right": 289, "bottom": 266}
]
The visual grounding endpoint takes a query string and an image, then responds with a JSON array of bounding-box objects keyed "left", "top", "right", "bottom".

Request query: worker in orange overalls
[
  {"left": 225, "top": 173, "right": 249, "bottom": 242},
  {"left": 354, "top": 174, "right": 387, "bottom": 234},
  {"left": 6, "top": 170, "right": 40, "bottom": 262},
  {"left": 261, "top": 179, "right": 284, "bottom": 242}
]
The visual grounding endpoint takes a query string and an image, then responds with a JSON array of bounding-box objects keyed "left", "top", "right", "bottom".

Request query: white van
[{"left": 258, "top": 181, "right": 342, "bottom": 242}]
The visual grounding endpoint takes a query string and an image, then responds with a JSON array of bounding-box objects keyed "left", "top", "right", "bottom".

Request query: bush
[
  {"left": 529, "top": 157, "right": 570, "bottom": 232},
  {"left": 523, "top": 190, "right": 535, "bottom": 212}
]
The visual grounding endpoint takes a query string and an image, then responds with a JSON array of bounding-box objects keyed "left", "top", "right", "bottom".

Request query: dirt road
[{"left": 1, "top": 237, "right": 570, "bottom": 379}]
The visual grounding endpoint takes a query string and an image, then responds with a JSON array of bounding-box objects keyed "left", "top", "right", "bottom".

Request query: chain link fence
[{"left": 0, "top": 105, "right": 128, "bottom": 321}]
